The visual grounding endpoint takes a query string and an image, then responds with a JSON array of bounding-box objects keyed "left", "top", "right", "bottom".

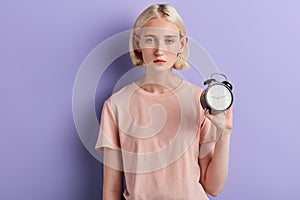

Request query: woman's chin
[{"left": 145, "top": 63, "right": 173, "bottom": 72}]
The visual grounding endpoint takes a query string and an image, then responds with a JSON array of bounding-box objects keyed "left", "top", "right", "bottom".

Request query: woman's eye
[
  {"left": 165, "top": 39, "right": 175, "bottom": 44},
  {"left": 145, "top": 38, "right": 155, "bottom": 43}
]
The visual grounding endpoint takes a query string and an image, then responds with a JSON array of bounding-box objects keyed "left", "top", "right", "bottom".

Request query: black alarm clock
[{"left": 200, "top": 73, "right": 233, "bottom": 114}]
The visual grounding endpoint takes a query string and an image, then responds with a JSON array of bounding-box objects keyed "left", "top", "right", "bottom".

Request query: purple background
[{"left": 1, "top": 0, "right": 300, "bottom": 199}]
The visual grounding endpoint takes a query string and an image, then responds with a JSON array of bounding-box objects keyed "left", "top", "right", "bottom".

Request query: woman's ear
[
  {"left": 179, "top": 36, "right": 188, "bottom": 53},
  {"left": 133, "top": 35, "right": 141, "bottom": 52}
]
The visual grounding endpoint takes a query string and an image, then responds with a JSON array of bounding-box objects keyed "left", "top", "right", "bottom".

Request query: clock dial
[{"left": 206, "top": 84, "right": 232, "bottom": 111}]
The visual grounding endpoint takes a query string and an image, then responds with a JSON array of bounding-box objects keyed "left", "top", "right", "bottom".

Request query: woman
[{"left": 96, "top": 4, "right": 233, "bottom": 200}]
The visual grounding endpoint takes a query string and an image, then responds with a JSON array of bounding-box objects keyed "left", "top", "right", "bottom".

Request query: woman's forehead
[
  {"left": 138, "top": 18, "right": 180, "bottom": 37},
  {"left": 139, "top": 27, "right": 180, "bottom": 37}
]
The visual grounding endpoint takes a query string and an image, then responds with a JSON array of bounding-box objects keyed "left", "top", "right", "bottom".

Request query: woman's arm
[
  {"left": 199, "top": 129, "right": 231, "bottom": 196},
  {"left": 199, "top": 107, "right": 233, "bottom": 196},
  {"left": 103, "top": 148, "right": 124, "bottom": 200}
]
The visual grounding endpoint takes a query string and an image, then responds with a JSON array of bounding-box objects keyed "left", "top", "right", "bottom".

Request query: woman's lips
[{"left": 153, "top": 59, "right": 166, "bottom": 64}]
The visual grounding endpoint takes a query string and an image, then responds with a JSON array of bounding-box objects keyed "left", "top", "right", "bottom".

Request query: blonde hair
[{"left": 129, "top": 4, "right": 189, "bottom": 70}]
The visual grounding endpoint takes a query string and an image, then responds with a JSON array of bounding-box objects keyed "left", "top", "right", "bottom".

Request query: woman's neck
[{"left": 135, "top": 69, "right": 182, "bottom": 94}]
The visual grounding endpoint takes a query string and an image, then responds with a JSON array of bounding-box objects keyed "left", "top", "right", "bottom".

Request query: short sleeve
[
  {"left": 199, "top": 111, "right": 217, "bottom": 158},
  {"left": 95, "top": 100, "right": 121, "bottom": 151}
]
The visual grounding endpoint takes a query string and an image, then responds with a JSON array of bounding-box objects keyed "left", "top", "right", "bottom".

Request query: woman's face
[{"left": 138, "top": 18, "right": 183, "bottom": 72}]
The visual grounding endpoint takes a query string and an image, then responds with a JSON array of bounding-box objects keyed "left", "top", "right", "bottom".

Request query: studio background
[{"left": 1, "top": 0, "right": 299, "bottom": 199}]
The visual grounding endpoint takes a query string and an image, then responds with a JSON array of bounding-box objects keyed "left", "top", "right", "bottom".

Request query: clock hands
[{"left": 209, "top": 95, "right": 229, "bottom": 99}]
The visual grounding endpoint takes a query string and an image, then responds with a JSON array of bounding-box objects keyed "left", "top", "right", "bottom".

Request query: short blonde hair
[{"left": 129, "top": 4, "right": 189, "bottom": 70}]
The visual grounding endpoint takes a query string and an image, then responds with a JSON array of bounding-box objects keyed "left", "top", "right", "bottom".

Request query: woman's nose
[{"left": 154, "top": 41, "right": 165, "bottom": 55}]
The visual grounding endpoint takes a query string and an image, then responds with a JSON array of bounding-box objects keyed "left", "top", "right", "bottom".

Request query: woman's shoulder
[
  {"left": 105, "top": 82, "right": 136, "bottom": 104},
  {"left": 183, "top": 79, "right": 205, "bottom": 94}
]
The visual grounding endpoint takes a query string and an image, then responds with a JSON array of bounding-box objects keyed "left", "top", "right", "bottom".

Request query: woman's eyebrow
[
  {"left": 143, "top": 34, "right": 155, "bottom": 37},
  {"left": 165, "top": 35, "right": 178, "bottom": 38}
]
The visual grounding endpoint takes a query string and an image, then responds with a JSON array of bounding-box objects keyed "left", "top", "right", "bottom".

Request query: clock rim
[{"left": 205, "top": 83, "right": 233, "bottom": 112}]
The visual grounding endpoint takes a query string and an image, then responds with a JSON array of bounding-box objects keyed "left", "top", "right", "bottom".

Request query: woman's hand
[{"left": 204, "top": 106, "right": 233, "bottom": 132}]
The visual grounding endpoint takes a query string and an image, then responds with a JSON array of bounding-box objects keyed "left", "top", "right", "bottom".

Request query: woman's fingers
[{"left": 204, "top": 106, "right": 233, "bottom": 130}]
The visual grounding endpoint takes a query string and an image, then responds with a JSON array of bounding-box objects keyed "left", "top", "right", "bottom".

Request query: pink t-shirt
[{"left": 95, "top": 79, "right": 217, "bottom": 200}]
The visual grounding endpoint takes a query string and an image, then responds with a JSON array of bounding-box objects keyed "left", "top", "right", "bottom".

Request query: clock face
[{"left": 206, "top": 84, "right": 232, "bottom": 111}]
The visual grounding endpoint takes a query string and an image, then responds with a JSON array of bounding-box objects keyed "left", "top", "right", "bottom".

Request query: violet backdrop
[{"left": 1, "top": 0, "right": 299, "bottom": 199}]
